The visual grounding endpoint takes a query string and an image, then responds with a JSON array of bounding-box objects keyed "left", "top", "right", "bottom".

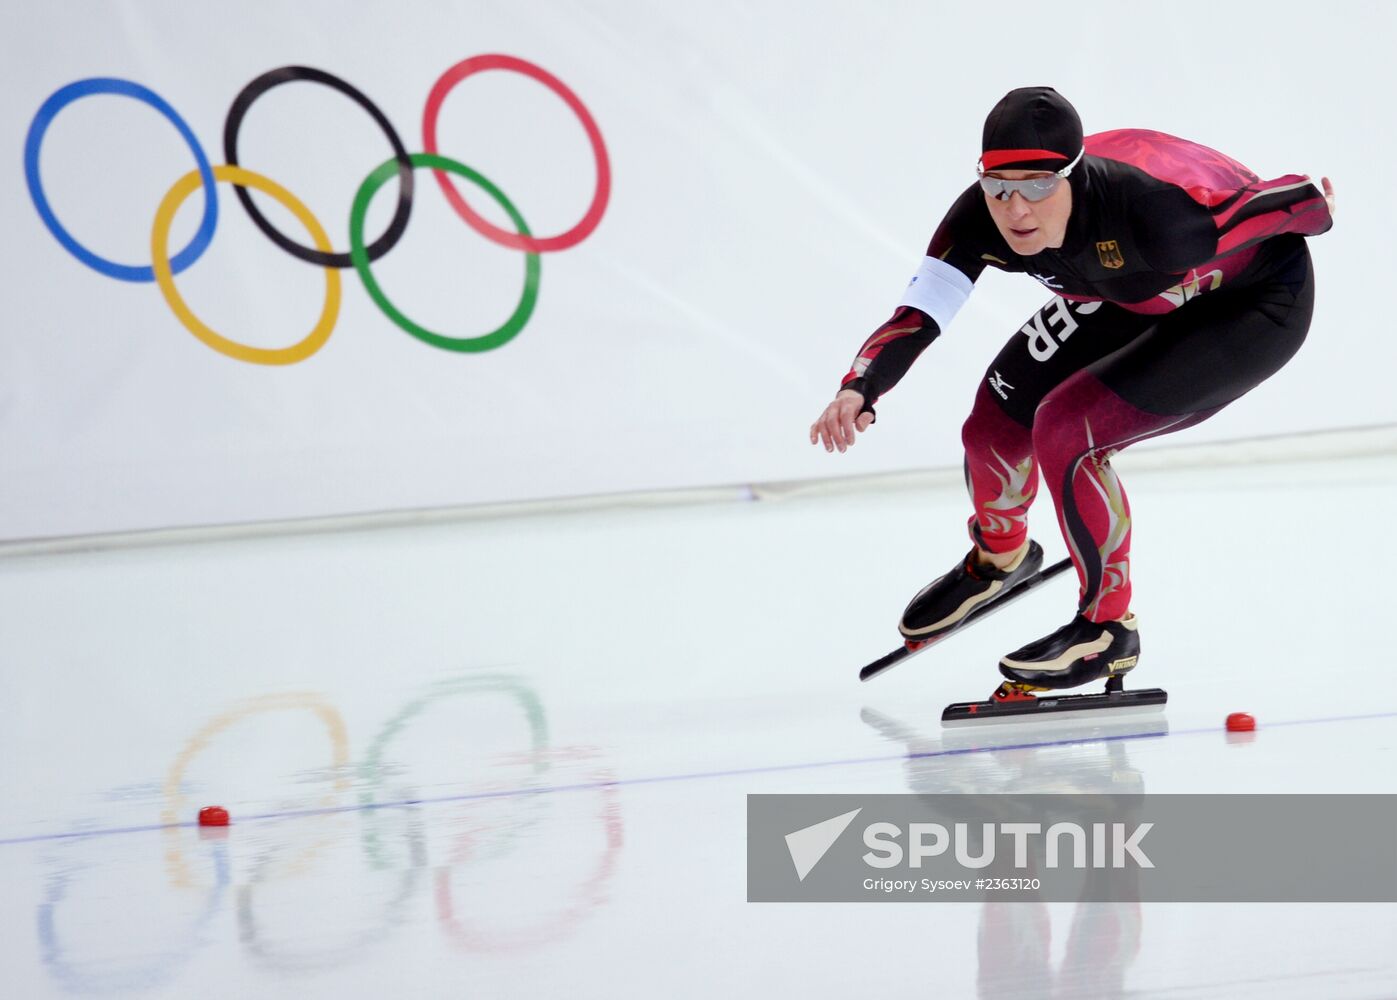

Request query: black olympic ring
[{"left": 223, "top": 65, "right": 414, "bottom": 269}]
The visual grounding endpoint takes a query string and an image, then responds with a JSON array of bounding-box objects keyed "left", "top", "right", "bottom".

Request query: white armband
[{"left": 897, "top": 256, "right": 974, "bottom": 330}]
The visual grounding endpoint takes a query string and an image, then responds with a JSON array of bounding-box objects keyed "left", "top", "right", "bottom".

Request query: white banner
[{"left": 2, "top": 1, "right": 1390, "bottom": 540}]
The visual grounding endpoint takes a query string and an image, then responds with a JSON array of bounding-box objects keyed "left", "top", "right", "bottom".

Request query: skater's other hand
[
  {"left": 810, "top": 389, "right": 874, "bottom": 453},
  {"left": 1322, "top": 176, "right": 1336, "bottom": 217}
]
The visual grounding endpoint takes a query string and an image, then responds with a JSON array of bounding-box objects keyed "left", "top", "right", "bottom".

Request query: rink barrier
[{"left": 1, "top": 423, "right": 1393, "bottom": 557}]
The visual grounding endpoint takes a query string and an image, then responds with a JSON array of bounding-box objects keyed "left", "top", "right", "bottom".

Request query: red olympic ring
[
  {"left": 422, "top": 54, "right": 611, "bottom": 253},
  {"left": 433, "top": 772, "right": 623, "bottom": 952}
]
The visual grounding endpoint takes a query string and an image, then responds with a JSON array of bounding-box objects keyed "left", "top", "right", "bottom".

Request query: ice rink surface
[{"left": 2, "top": 450, "right": 1395, "bottom": 999}]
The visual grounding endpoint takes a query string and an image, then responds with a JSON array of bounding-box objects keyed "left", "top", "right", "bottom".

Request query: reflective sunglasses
[{"left": 977, "top": 147, "right": 1084, "bottom": 202}]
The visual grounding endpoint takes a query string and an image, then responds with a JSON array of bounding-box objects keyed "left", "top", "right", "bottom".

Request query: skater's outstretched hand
[
  {"left": 810, "top": 389, "right": 874, "bottom": 453},
  {"left": 1322, "top": 176, "right": 1336, "bottom": 216}
]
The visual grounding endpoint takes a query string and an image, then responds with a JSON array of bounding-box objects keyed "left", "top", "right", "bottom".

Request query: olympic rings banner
[
  {"left": 0, "top": 3, "right": 1385, "bottom": 541},
  {"left": 24, "top": 59, "right": 610, "bottom": 363}
]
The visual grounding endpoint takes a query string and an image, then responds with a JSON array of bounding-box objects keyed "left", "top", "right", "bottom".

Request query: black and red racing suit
[{"left": 839, "top": 129, "right": 1332, "bottom": 621}]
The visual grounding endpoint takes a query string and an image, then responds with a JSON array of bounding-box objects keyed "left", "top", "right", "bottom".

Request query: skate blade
[
  {"left": 938, "top": 712, "right": 1169, "bottom": 749},
  {"left": 941, "top": 688, "right": 1168, "bottom": 728}
]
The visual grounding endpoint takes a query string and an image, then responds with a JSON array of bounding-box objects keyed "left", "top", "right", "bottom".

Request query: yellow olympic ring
[
  {"left": 162, "top": 692, "right": 350, "bottom": 889},
  {"left": 151, "top": 165, "right": 341, "bottom": 365}
]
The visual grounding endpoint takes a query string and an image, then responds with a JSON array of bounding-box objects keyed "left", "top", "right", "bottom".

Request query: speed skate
[
  {"left": 856, "top": 555, "right": 1168, "bottom": 726},
  {"left": 941, "top": 675, "right": 1168, "bottom": 726}
]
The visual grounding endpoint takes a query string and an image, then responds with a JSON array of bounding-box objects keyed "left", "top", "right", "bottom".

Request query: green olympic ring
[
  {"left": 350, "top": 153, "right": 541, "bottom": 353},
  {"left": 357, "top": 674, "right": 550, "bottom": 871}
]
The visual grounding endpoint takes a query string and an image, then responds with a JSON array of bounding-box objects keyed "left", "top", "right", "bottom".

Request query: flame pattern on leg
[
  {"left": 1071, "top": 421, "right": 1132, "bottom": 620},
  {"left": 962, "top": 382, "right": 1039, "bottom": 554},
  {"left": 1036, "top": 378, "right": 1204, "bottom": 623},
  {"left": 981, "top": 448, "right": 1037, "bottom": 540}
]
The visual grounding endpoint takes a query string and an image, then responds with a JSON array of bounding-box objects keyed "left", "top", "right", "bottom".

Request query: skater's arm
[
  {"left": 840, "top": 304, "right": 940, "bottom": 405},
  {"left": 810, "top": 304, "right": 939, "bottom": 453},
  {"left": 849, "top": 186, "right": 998, "bottom": 402},
  {"left": 810, "top": 387, "right": 874, "bottom": 453},
  {"left": 810, "top": 185, "right": 999, "bottom": 454}
]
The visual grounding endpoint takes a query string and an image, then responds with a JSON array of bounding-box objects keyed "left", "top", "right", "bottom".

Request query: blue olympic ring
[{"left": 23, "top": 77, "right": 218, "bottom": 283}]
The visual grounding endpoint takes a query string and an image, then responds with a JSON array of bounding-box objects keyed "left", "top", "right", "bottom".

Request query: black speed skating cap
[{"left": 980, "top": 87, "right": 1083, "bottom": 173}]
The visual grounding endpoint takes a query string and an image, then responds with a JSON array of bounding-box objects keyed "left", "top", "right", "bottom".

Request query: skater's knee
[
  {"left": 1032, "top": 381, "right": 1079, "bottom": 429},
  {"left": 960, "top": 411, "right": 986, "bottom": 455},
  {"left": 1029, "top": 391, "right": 1081, "bottom": 466},
  {"left": 962, "top": 382, "right": 1029, "bottom": 456}
]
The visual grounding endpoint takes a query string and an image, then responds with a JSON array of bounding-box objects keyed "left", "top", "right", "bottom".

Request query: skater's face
[{"left": 982, "top": 170, "right": 1072, "bottom": 255}]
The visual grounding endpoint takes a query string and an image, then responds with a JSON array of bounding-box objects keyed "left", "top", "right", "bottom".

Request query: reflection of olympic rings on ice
[
  {"left": 357, "top": 676, "right": 623, "bottom": 950},
  {"left": 38, "top": 841, "right": 230, "bottom": 993},
  {"left": 23, "top": 57, "right": 610, "bottom": 362},
  {"left": 38, "top": 672, "right": 623, "bottom": 992},
  {"left": 235, "top": 826, "right": 425, "bottom": 973},
  {"left": 434, "top": 760, "right": 624, "bottom": 953},
  {"left": 161, "top": 693, "right": 350, "bottom": 889},
  {"left": 358, "top": 674, "right": 549, "bottom": 871}
]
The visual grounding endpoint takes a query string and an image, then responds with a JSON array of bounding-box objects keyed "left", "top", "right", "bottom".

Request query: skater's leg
[
  {"left": 962, "top": 297, "right": 1152, "bottom": 561},
  {"left": 899, "top": 386, "right": 1048, "bottom": 639},
  {"left": 1030, "top": 379, "right": 1215, "bottom": 623},
  {"left": 1002, "top": 240, "right": 1316, "bottom": 689},
  {"left": 961, "top": 381, "right": 1038, "bottom": 559},
  {"left": 1032, "top": 240, "right": 1315, "bottom": 624},
  {"left": 900, "top": 298, "right": 1148, "bottom": 639}
]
